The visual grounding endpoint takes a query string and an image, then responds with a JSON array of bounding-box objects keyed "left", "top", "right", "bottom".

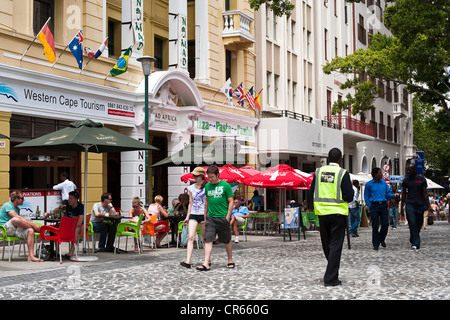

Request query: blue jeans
[
  {"left": 348, "top": 206, "right": 361, "bottom": 234},
  {"left": 405, "top": 203, "right": 424, "bottom": 248},
  {"left": 369, "top": 202, "right": 389, "bottom": 248},
  {"left": 389, "top": 207, "right": 399, "bottom": 228}
]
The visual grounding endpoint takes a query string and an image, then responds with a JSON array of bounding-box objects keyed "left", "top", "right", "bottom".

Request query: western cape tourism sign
[{"left": 0, "top": 81, "right": 135, "bottom": 121}]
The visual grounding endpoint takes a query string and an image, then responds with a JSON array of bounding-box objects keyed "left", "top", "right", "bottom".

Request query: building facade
[
  {"left": 254, "top": 0, "right": 414, "bottom": 206},
  {"left": 0, "top": 0, "right": 258, "bottom": 215}
]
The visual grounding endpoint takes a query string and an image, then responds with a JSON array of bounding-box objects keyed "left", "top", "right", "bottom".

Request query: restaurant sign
[{"left": 194, "top": 117, "right": 255, "bottom": 142}]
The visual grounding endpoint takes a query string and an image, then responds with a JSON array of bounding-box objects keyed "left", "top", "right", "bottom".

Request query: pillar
[{"left": 0, "top": 111, "right": 11, "bottom": 203}]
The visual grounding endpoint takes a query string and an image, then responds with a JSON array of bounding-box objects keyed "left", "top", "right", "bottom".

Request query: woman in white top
[
  {"left": 180, "top": 167, "right": 206, "bottom": 268},
  {"left": 148, "top": 195, "right": 169, "bottom": 247}
]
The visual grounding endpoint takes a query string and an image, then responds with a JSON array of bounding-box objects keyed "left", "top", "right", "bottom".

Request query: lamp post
[{"left": 137, "top": 56, "right": 156, "bottom": 208}]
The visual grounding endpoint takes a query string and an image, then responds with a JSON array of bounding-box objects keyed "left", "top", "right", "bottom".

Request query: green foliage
[
  {"left": 249, "top": 0, "right": 295, "bottom": 17},
  {"left": 325, "top": 0, "right": 450, "bottom": 117},
  {"left": 412, "top": 97, "right": 450, "bottom": 175}
]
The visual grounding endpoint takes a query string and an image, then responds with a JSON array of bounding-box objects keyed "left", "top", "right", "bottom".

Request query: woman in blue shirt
[{"left": 364, "top": 167, "right": 398, "bottom": 250}]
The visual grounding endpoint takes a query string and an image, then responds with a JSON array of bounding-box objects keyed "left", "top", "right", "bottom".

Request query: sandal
[
  {"left": 227, "top": 262, "right": 235, "bottom": 269},
  {"left": 180, "top": 262, "right": 191, "bottom": 269},
  {"left": 196, "top": 264, "right": 210, "bottom": 271}
]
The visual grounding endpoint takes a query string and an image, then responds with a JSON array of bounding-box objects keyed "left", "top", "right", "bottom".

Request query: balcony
[
  {"left": 222, "top": 10, "right": 255, "bottom": 48},
  {"left": 325, "top": 116, "right": 374, "bottom": 136},
  {"left": 393, "top": 102, "right": 408, "bottom": 119}
]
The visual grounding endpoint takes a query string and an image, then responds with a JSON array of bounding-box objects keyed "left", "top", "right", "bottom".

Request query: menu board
[{"left": 284, "top": 207, "right": 300, "bottom": 229}]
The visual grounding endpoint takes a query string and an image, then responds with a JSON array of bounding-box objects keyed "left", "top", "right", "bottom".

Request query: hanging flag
[
  {"left": 85, "top": 47, "right": 95, "bottom": 60},
  {"left": 109, "top": 46, "right": 132, "bottom": 77},
  {"left": 37, "top": 21, "right": 56, "bottom": 63},
  {"left": 254, "top": 88, "right": 263, "bottom": 112},
  {"left": 94, "top": 37, "right": 108, "bottom": 58},
  {"left": 68, "top": 29, "right": 83, "bottom": 69},
  {"left": 245, "top": 86, "right": 256, "bottom": 111},
  {"left": 85, "top": 37, "right": 108, "bottom": 60},
  {"left": 219, "top": 78, "right": 233, "bottom": 104},
  {"left": 234, "top": 82, "right": 245, "bottom": 107}
]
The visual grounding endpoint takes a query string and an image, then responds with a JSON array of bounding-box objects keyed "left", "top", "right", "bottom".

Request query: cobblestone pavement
[{"left": 0, "top": 221, "right": 449, "bottom": 302}]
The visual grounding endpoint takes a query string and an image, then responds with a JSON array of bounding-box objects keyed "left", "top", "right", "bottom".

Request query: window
[
  {"left": 108, "top": 19, "right": 121, "bottom": 58},
  {"left": 226, "top": 50, "right": 232, "bottom": 81},
  {"left": 266, "top": 72, "right": 272, "bottom": 106},
  {"left": 188, "top": 40, "right": 195, "bottom": 79},
  {"left": 33, "top": 0, "right": 54, "bottom": 35},
  {"left": 324, "top": 29, "right": 328, "bottom": 60},
  {"left": 335, "top": 37, "right": 338, "bottom": 57},
  {"left": 327, "top": 89, "right": 332, "bottom": 119},
  {"left": 154, "top": 37, "right": 164, "bottom": 70},
  {"left": 274, "top": 75, "right": 279, "bottom": 107}
]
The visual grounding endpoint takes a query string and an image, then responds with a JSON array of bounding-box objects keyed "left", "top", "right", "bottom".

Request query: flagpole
[
  {"left": 105, "top": 72, "right": 110, "bottom": 80},
  {"left": 51, "top": 44, "right": 69, "bottom": 68},
  {"left": 81, "top": 58, "right": 92, "bottom": 73},
  {"left": 20, "top": 17, "right": 51, "bottom": 61}
]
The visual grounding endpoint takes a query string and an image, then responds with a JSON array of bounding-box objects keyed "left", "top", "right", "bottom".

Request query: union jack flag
[
  {"left": 245, "top": 86, "right": 255, "bottom": 111},
  {"left": 234, "top": 82, "right": 244, "bottom": 107}
]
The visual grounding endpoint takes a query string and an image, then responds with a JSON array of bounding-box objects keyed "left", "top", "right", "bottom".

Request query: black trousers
[{"left": 318, "top": 214, "right": 347, "bottom": 284}]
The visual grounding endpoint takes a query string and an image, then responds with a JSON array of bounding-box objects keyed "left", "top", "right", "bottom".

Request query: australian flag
[
  {"left": 234, "top": 82, "right": 245, "bottom": 107},
  {"left": 69, "top": 29, "right": 83, "bottom": 69}
]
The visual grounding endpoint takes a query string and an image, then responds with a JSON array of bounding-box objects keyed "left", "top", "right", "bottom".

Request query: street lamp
[{"left": 137, "top": 56, "right": 156, "bottom": 208}]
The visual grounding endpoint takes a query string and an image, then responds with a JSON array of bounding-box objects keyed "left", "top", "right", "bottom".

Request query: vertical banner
[
  {"left": 131, "top": 0, "right": 145, "bottom": 51},
  {"left": 178, "top": 13, "right": 188, "bottom": 71},
  {"left": 415, "top": 151, "right": 425, "bottom": 175}
]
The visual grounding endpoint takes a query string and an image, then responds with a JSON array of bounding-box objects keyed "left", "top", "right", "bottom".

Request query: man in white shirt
[
  {"left": 53, "top": 172, "right": 76, "bottom": 205},
  {"left": 348, "top": 180, "right": 360, "bottom": 237}
]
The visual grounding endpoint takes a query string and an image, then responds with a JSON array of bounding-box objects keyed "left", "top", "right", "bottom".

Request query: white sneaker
[{"left": 234, "top": 238, "right": 239, "bottom": 243}]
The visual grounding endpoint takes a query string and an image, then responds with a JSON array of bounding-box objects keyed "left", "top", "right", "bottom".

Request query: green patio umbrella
[
  {"left": 151, "top": 142, "right": 245, "bottom": 167},
  {"left": 0, "top": 133, "right": 9, "bottom": 139},
  {"left": 16, "top": 119, "right": 159, "bottom": 261}
]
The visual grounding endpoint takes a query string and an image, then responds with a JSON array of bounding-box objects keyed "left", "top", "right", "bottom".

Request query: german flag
[{"left": 37, "top": 24, "right": 56, "bottom": 63}]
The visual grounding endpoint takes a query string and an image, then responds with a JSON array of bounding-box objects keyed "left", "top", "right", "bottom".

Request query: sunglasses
[{"left": 18, "top": 196, "right": 25, "bottom": 200}]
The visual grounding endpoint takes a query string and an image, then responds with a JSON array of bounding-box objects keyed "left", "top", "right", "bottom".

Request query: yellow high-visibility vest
[{"left": 313, "top": 165, "right": 349, "bottom": 216}]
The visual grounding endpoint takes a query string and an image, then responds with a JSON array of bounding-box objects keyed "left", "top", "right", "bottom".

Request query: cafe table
[
  {"left": 166, "top": 215, "right": 186, "bottom": 247},
  {"left": 249, "top": 212, "right": 278, "bottom": 235}
]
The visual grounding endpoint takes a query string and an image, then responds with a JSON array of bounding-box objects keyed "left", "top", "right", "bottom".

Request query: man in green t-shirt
[{"left": 197, "top": 165, "right": 235, "bottom": 271}]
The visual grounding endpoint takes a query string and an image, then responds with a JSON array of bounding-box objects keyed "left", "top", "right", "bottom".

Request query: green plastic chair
[
  {"left": 176, "top": 221, "right": 186, "bottom": 249},
  {"left": 195, "top": 223, "right": 203, "bottom": 249},
  {"left": 0, "top": 224, "right": 25, "bottom": 263},
  {"left": 236, "top": 218, "right": 248, "bottom": 242},
  {"left": 114, "top": 214, "right": 144, "bottom": 254}
]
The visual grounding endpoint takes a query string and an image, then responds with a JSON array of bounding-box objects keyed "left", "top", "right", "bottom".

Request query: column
[
  {"left": 120, "top": 126, "right": 146, "bottom": 212},
  {"left": 195, "top": 0, "right": 209, "bottom": 84},
  {"left": 167, "top": 131, "right": 191, "bottom": 204},
  {"left": 0, "top": 111, "right": 11, "bottom": 202}
]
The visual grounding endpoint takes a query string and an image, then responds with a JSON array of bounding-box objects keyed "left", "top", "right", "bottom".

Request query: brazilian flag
[{"left": 110, "top": 46, "right": 132, "bottom": 77}]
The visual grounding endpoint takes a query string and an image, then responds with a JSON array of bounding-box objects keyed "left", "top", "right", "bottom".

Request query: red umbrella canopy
[
  {"left": 239, "top": 165, "right": 260, "bottom": 176},
  {"left": 180, "top": 165, "right": 252, "bottom": 183},
  {"left": 243, "top": 164, "right": 311, "bottom": 189}
]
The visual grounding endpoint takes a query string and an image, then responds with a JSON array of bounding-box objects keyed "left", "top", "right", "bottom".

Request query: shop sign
[
  {"left": 0, "top": 141, "right": 5, "bottom": 149},
  {"left": 178, "top": 14, "right": 188, "bottom": 71},
  {"left": 153, "top": 110, "right": 177, "bottom": 126},
  {"left": 194, "top": 117, "right": 254, "bottom": 142}
]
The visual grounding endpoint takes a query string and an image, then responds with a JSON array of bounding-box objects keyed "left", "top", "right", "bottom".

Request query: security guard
[{"left": 309, "top": 148, "right": 354, "bottom": 286}]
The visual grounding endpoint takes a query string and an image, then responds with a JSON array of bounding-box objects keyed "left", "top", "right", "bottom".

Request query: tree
[
  {"left": 249, "top": 0, "right": 295, "bottom": 17},
  {"left": 323, "top": 0, "right": 450, "bottom": 117},
  {"left": 412, "top": 97, "right": 450, "bottom": 176}
]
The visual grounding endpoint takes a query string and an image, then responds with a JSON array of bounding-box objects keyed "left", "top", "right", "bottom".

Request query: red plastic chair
[
  {"left": 154, "top": 220, "right": 170, "bottom": 248},
  {"left": 39, "top": 216, "right": 79, "bottom": 264}
]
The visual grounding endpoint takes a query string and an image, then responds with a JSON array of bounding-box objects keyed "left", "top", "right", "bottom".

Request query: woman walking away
[{"left": 180, "top": 167, "right": 206, "bottom": 268}]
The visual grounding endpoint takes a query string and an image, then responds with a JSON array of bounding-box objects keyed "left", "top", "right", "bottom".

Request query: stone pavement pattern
[{"left": 0, "top": 221, "right": 449, "bottom": 300}]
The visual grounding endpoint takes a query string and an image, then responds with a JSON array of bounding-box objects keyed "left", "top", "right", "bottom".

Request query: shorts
[
  {"left": 204, "top": 216, "right": 231, "bottom": 243},
  {"left": 234, "top": 216, "right": 246, "bottom": 226},
  {"left": 189, "top": 214, "right": 204, "bottom": 224},
  {"left": 3, "top": 220, "right": 29, "bottom": 239}
]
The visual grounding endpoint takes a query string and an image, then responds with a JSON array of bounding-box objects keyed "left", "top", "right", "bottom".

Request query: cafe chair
[
  {"left": 0, "top": 225, "right": 26, "bottom": 263},
  {"left": 141, "top": 214, "right": 158, "bottom": 250},
  {"left": 88, "top": 216, "right": 100, "bottom": 254},
  {"left": 114, "top": 214, "right": 144, "bottom": 255},
  {"left": 176, "top": 221, "right": 185, "bottom": 249},
  {"left": 236, "top": 218, "right": 248, "bottom": 242},
  {"left": 195, "top": 223, "right": 203, "bottom": 249},
  {"left": 39, "top": 216, "right": 79, "bottom": 264},
  {"left": 154, "top": 220, "right": 170, "bottom": 248}
]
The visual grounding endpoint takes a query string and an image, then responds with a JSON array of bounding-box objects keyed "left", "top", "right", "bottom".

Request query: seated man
[
  {"left": 230, "top": 198, "right": 250, "bottom": 243},
  {"left": 0, "top": 190, "right": 41, "bottom": 261},
  {"left": 91, "top": 193, "right": 117, "bottom": 252},
  {"left": 63, "top": 191, "right": 84, "bottom": 258}
]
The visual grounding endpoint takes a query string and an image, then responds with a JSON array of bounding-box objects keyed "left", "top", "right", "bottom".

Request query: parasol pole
[{"left": 72, "top": 145, "right": 98, "bottom": 261}]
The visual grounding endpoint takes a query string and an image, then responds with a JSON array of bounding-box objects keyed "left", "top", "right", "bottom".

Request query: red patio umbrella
[
  {"left": 180, "top": 164, "right": 252, "bottom": 184},
  {"left": 243, "top": 164, "right": 310, "bottom": 189}
]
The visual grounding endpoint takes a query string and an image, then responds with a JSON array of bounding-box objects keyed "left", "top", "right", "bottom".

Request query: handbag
[
  {"left": 427, "top": 215, "right": 434, "bottom": 225},
  {"left": 180, "top": 225, "right": 189, "bottom": 246}
]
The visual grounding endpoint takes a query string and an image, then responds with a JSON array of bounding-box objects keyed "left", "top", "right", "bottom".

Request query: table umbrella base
[{"left": 71, "top": 254, "right": 98, "bottom": 262}]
